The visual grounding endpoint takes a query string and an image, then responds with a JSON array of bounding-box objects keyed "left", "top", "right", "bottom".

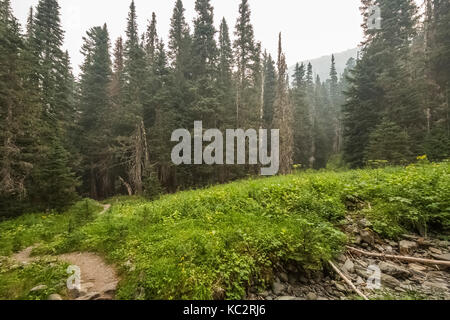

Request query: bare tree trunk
[{"left": 119, "top": 176, "right": 133, "bottom": 196}]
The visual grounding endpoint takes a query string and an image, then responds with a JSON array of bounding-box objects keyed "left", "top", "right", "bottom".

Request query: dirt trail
[
  {"left": 59, "top": 251, "right": 118, "bottom": 300},
  {"left": 12, "top": 204, "right": 119, "bottom": 300}
]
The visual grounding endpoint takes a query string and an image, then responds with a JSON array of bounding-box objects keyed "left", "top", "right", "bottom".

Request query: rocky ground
[{"left": 248, "top": 217, "right": 450, "bottom": 301}]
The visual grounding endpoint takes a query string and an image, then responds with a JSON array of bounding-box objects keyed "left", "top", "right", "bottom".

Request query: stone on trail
[
  {"left": 306, "top": 292, "right": 318, "bottom": 300},
  {"left": 276, "top": 296, "right": 298, "bottom": 301},
  {"left": 30, "top": 284, "right": 47, "bottom": 292}
]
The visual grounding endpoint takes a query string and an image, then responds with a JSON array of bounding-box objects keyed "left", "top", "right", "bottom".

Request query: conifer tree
[
  {"left": 234, "top": 0, "right": 260, "bottom": 127},
  {"left": 78, "top": 24, "right": 113, "bottom": 198},
  {"left": 217, "top": 18, "right": 235, "bottom": 128},
  {"left": 0, "top": 0, "right": 36, "bottom": 215},
  {"left": 272, "top": 33, "right": 293, "bottom": 174},
  {"left": 29, "top": 0, "right": 79, "bottom": 208},
  {"left": 292, "top": 62, "right": 312, "bottom": 167},
  {"left": 263, "top": 52, "right": 277, "bottom": 129}
]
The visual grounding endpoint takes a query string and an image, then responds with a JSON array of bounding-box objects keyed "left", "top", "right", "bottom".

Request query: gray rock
[
  {"left": 342, "top": 259, "right": 355, "bottom": 274},
  {"left": 438, "top": 240, "right": 449, "bottom": 248},
  {"left": 360, "top": 229, "right": 375, "bottom": 245},
  {"left": 422, "top": 281, "right": 448, "bottom": 291},
  {"left": 288, "top": 273, "right": 297, "bottom": 285},
  {"left": 399, "top": 240, "right": 417, "bottom": 255},
  {"left": 334, "top": 282, "right": 348, "bottom": 292},
  {"left": 279, "top": 272, "right": 289, "bottom": 282},
  {"left": 381, "top": 274, "right": 401, "bottom": 289},
  {"left": 379, "top": 261, "right": 411, "bottom": 278},
  {"left": 354, "top": 265, "right": 369, "bottom": 279},
  {"left": 356, "top": 276, "right": 365, "bottom": 285},
  {"left": 276, "top": 296, "right": 297, "bottom": 301},
  {"left": 306, "top": 292, "right": 318, "bottom": 300},
  {"left": 299, "top": 276, "right": 308, "bottom": 284},
  {"left": 358, "top": 218, "right": 372, "bottom": 228},
  {"left": 76, "top": 292, "right": 101, "bottom": 300},
  {"left": 48, "top": 294, "right": 63, "bottom": 300},
  {"left": 430, "top": 253, "right": 450, "bottom": 261},
  {"left": 286, "top": 264, "right": 298, "bottom": 273},
  {"left": 408, "top": 263, "right": 427, "bottom": 273},
  {"left": 272, "top": 280, "right": 285, "bottom": 295},
  {"left": 428, "top": 247, "right": 442, "bottom": 255},
  {"left": 30, "top": 284, "right": 48, "bottom": 292},
  {"left": 260, "top": 291, "right": 270, "bottom": 298}
]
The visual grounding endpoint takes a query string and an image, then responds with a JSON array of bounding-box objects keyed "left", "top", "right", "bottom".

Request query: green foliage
[
  {"left": 0, "top": 199, "right": 102, "bottom": 256},
  {"left": 0, "top": 258, "right": 68, "bottom": 300},
  {"left": 364, "top": 120, "right": 412, "bottom": 165},
  {"left": 142, "top": 168, "right": 163, "bottom": 200},
  {"left": 344, "top": 162, "right": 450, "bottom": 238},
  {"left": 1, "top": 164, "right": 449, "bottom": 299}
]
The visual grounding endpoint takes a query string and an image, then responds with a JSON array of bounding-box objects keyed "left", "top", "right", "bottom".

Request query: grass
[{"left": 0, "top": 162, "right": 448, "bottom": 300}]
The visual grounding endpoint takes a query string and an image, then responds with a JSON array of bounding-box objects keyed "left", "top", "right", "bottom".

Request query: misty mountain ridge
[{"left": 289, "top": 47, "right": 358, "bottom": 82}]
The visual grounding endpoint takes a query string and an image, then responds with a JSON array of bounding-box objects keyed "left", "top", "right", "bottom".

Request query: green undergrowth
[
  {"left": 0, "top": 257, "right": 69, "bottom": 300},
  {"left": 0, "top": 162, "right": 448, "bottom": 299},
  {"left": 0, "top": 199, "right": 103, "bottom": 256}
]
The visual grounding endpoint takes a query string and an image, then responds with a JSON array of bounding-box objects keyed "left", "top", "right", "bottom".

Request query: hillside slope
[
  {"left": 0, "top": 162, "right": 449, "bottom": 300},
  {"left": 289, "top": 48, "right": 358, "bottom": 81}
]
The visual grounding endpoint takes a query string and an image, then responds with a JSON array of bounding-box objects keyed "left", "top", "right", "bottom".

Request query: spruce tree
[
  {"left": 292, "top": 62, "right": 312, "bottom": 167},
  {"left": 263, "top": 53, "right": 277, "bottom": 129},
  {"left": 272, "top": 33, "right": 293, "bottom": 174},
  {"left": 217, "top": 18, "right": 235, "bottom": 128},
  {"left": 191, "top": 0, "right": 219, "bottom": 127},
  {"left": 78, "top": 24, "right": 113, "bottom": 198},
  {"left": 29, "top": 0, "right": 79, "bottom": 209},
  {"left": 0, "top": 0, "right": 35, "bottom": 215},
  {"left": 343, "top": 0, "right": 421, "bottom": 167},
  {"left": 234, "top": 0, "right": 260, "bottom": 127}
]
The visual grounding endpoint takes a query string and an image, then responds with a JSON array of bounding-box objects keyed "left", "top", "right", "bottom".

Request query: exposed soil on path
[
  {"left": 59, "top": 251, "right": 118, "bottom": 300},
  {"left": 12, "top": 204, "right": 119, "bottom": 300}
]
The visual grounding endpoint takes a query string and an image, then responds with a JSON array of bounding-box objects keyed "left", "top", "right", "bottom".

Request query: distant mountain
[{"left": 289, "top": 47, "right": 358, "bottom": 82}]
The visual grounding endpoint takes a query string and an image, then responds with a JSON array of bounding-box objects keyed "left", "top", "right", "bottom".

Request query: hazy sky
[{"left": 12, "top": 0, "right": 365, "bottom": 76}]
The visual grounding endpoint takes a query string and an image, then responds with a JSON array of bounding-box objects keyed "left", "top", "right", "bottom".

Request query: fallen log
[
  {"left": 328, "top": 260, "right": 369, "bottom": 300},
  {"left": 347, "top": 246, "right": 450, "bottom": 267}
]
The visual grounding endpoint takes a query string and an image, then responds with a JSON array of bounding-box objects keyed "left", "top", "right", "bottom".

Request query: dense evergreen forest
[{"left": 1, "top": 0, "right": 449, "bottom": 217}]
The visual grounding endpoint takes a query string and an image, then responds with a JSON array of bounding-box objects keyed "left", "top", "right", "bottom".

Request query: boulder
[
  {"left": 342, "top": 259, "right": 355, "bottom": 274},
  {"left": 399, "top": 240, "right": 417, "bottom": 255},
  {"left": 379, "top": 261, "right": 411, "bottom": 278},
  {"left": 279, "top": 272, "right": 288, "bottom": 282},
  {"left": 272, "top": 280, "right": 285, "bottom": 295},
  {"left": 381, "top": 274, "right": 401, "bottom": 289},
  {"left": 360, "top": 230, "right": 375, "bottom": 246}
]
